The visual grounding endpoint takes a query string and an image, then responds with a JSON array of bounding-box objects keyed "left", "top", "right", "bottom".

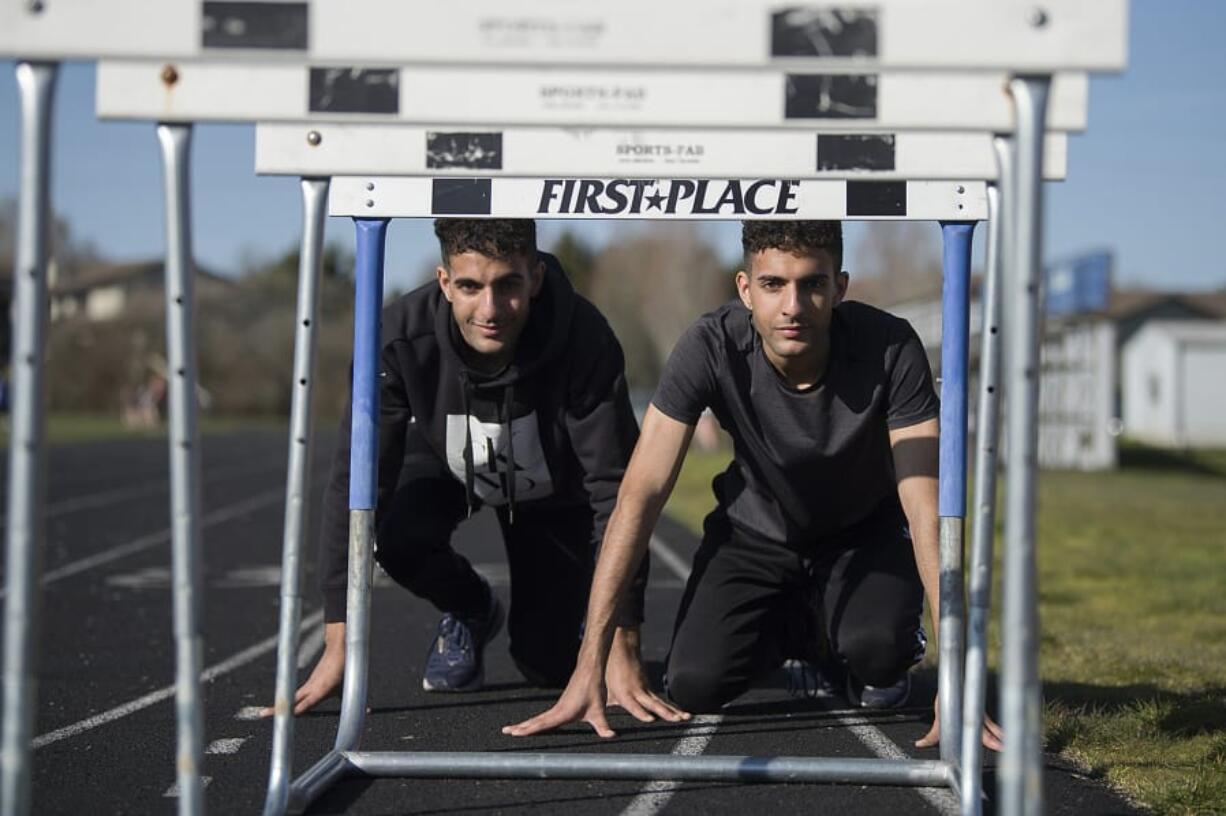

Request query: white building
[
  {"left": 1122, "top": 321, "right": 1226, "bottom": 448},
  {"left": 888, "top": 287, "right": 1118, "bottom": 470}
]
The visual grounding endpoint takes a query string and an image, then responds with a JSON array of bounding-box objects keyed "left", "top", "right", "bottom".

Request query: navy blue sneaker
[
  {"left": 421, "top": 592, "right": 504, "bottom": 692},
  {"left": 782, "top": 658, "right": 839, "bottom": 700}
]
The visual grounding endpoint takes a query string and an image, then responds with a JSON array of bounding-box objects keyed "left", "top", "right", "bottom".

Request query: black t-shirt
[{"left": 652, "top": 299, "right": 939, "bottom": 546}]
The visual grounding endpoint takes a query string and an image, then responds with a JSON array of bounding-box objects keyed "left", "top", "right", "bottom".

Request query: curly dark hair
[
  {"left": 742, "top": 221, "right": 843, "bottom": 270},
  {"left": 434, "top": 219, "right": 537, "bottom": 265}
]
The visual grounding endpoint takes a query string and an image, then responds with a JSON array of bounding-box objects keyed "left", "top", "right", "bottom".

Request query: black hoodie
[{"left": 318, "top": 253, "right": 645, "bottom": 625}]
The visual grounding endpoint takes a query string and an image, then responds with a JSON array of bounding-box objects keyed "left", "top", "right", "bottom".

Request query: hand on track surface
[
  {"left": 502, "top": 663, "right": 614, "bottom": 737},
  {"left": 260, "top": 621, "right": 345, "bottom": 717},
  {"left": 915, "top": 694, "right": 1004, "bottom": 751},
  {"left": 604, "top": 631, "right": 691, "bottom": 726}
]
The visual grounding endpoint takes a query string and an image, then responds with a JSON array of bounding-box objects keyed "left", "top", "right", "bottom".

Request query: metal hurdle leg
[
  {"left": 937, "top": 221, "right": 975, "bottom": 772},
  {"left": 959, "top": 137, "right": 1014, "bottom": 816},
  {"left": 262, "top": 178, "right": 331, "bottom": 816},
  {"left": 999, "top": 76, "right": 1052, "bottom": 816},
  {"left": 156, "top": 123, "right": 205, "bottom": 816},
  {"left": 286, "top": 217, "right": 388, "bottom": 814},
  {"left": 1, "top": 61, "right": 57, "bottom": 816}
]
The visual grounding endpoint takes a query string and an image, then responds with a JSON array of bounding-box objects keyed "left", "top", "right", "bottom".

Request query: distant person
[
  {"left": 506, "top": 220, "right": 1001, "bottom": 750},
  {"left": 267, "top": 219, "right": 683, "bottom": 727}
]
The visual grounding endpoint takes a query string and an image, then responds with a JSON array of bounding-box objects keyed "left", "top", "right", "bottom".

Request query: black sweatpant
[
  {"left": 372, "top": 453, "right": 597, "bottom": 688},
  {"left": 664, "top": 509, "right": 925, "bottom": 713}
]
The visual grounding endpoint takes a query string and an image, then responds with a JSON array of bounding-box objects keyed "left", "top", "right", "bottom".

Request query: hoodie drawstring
[
  {"left": 503, "top": 384, "right": 516, "bottom": 526},
  {"left": 460, "top": 372, "right": 476, "bottom": 519},
  {"left": 459, "top": 372, "right": 518, "bottom": 524}
]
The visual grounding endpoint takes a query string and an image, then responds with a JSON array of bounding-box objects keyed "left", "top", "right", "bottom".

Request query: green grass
[
  {"left": 664, "top": 441, "right": 1226, "bottom": 815},
  {"left": 0, "top": 413, "right": 288, "bottom": 447}
]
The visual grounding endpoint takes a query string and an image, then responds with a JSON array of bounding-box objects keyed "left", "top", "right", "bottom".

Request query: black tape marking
[
  {"left": 427, "top": 133, "right": 504, "bottom": 170},
  {"left": 771, "top": 8, "right": 879, "bottom": 58},
  {"left": 846, "top": 181, "right": 907, "bottom": 216},
  {"left": 202, "top": 2, "right": 308, "bottom": 50},
  {"left": 432, "top": 179, "right": 493, "bottom": 215},
  {"left": 817, "top": 134, "right": 895, "bottom": 171},
  {"left": 785, "top": 74, "right": 877, "bottom": 119},
  {"left": 309, "top": 68, "right": 399, "bottom": 115}
]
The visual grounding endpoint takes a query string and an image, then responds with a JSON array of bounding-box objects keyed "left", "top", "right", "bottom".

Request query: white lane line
[
  {"left": 621, "top": 715, "right": 723, "bottom": 816},
  {"left": 838, "top": 715, "right": 959, "bottom": 815},
  {"left": 31, "top": 609, "right": 325, "bottom": 750},
  {"left": 164, "top": 776, "right": 213, "bottom": 797},
  {"left": 648, "top": 536, "right": 692, "bottom": 584},
  {"left": 205, "top": 738, "right": 247, "bottom": 755},
  {"left": 0, "top": 484, "right": 302, "bottom": 600},
  {"left": 646, "top": 531, "right": 958, "bottom": 816},
  {"left": 619, "top": 534, "right": 706, "bottom": 816},
  {"left": 234, "top": 707, "right": 266, "bottom": 722},
  {"left": 0, "top": 461, "right": 286, "bottom": 525}
]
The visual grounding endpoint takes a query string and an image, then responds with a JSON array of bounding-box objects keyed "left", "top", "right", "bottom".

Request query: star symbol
[{"left": 645, "top": 189, "right": 667, "bottom": 211}]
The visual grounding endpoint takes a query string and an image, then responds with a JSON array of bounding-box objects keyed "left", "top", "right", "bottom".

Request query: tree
[
  {"left": 548, "top": 230, "right": 597, "bottom": 298},
  {"left": 849, "top": 222, "right": 943, "bottom": 306},
  {"left": 587, "top": 224, "right": 727, "bottom": 388},
  {"left": 0, "top": 196, "right": 102, "bottom": 284}
]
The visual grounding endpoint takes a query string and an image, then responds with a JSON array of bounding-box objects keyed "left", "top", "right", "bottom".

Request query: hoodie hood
[{"left": 434, "top": 251, "right": 578, "bottom": 391}]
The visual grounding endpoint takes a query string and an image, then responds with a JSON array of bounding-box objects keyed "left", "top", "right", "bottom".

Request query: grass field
[
  {"left": 664, "top": 443, "right": 1226, "bottom": 816},
  {"left": 0, "top": 413, "right": 288, "bottom": 447}
]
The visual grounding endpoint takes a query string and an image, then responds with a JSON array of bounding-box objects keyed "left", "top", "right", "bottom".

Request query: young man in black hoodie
[
  {"left": 277, "top": 219, "right": 686, "bottom": 725},
  {"left": 505, "top": 220, "right": 1000, "bottom": 750}
]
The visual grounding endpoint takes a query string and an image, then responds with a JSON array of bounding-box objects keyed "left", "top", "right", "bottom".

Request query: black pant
[
  {"left": 373, "top": 454, "right": 596, "bottom": 688},
  {"left": 664, "top": 510, "right": 925, "bottom": 713}
]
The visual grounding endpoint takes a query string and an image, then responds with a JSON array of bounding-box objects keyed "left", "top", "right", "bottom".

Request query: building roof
[
  {"left": 1104, "top": 288, "right": 1226, "bottom": 321},
  {"left": 1131, "top": 319, "right": 1226, "bottom": 344},
  {"left": 51, "top": 259, "right": 234, "bottom": 297}
]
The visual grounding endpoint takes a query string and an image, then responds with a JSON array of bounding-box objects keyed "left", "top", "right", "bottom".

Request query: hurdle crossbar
[
  {"left": 96, "top": 60, "right": 1092, "bottom": 133},
  {"left": 3, "top": 0, "right": 1126, "bottom": 70},
  {"left": 253, "top": 124, "right": 1069, "bottom": 181}
]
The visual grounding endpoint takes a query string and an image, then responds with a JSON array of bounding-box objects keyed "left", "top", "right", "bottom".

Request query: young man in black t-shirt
[{"left": 505, "top": 221, "right": 1001, "bottom": 752}]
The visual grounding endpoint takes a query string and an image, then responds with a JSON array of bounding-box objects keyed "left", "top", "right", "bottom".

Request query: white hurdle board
[
  {"left": 97, "top": 61, "right": 1091, "bottom": 133},
  {"left": 256, "top": 124, "right": 1068, "bottom": 181},
  {"left": 3, "top": 0, "right": 1127, "bottom": 71},
  {"left": 328, "top": 177, "right": 988, "bottom": 221}
]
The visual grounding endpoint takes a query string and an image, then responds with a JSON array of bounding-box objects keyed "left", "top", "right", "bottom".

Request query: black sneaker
[
  {"left": 421, "top": 591, "right": 505, "bottom": 692},
  {"left": 852, "top": 672, "right": 912, "bottom": 709},
  {"left": 846, "top": 625, "right": 926, "bottom": 709}
]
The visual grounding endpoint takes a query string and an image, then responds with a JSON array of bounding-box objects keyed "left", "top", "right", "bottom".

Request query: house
[
  {"left": 882, "top": 278, "right": 1226, "bottom": 465},
  {"left": 1122, "top": 321, "right": 1226, "bottom": 447},
  {"left": 49, "top": 259, "right": 236, "bottom": 322}
]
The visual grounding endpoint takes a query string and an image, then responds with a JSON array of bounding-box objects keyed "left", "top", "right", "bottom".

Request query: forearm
[
  {"left": 577, "top": 492, "right": 665, "bottom": 669},
  {"left": 908, "top": 507, "right": 941, "bottom": 647},
  {"left": 890, "top": 418, "right": 943, "bottom": 651},
  {"left": 318, "top": 414, "right": 355, "bottom": 622}
]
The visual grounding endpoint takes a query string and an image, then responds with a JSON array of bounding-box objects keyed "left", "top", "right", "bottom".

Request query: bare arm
[
  {"left": 893, "top": 417, "right": 1003, "bottom": 751},
  {"left": 889, "top": 418, "right": 941, "bottom": 640},
  {"left": 503, "top": 406, "right": 695, "bottom": 737}
]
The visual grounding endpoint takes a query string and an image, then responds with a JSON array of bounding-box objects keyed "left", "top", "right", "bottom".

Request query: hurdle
[
  {"left": 95, "top": 65, "right": 1073, "bottom": 810},
  {"left": 96, "top": 59, "right": 1094, "bottom": 132},
  {"left": 0, "top": 2, "right": 1127, "bottom": 815},
  {"left": 253, "top": 124, "right": 1070, "bottom": 181}
]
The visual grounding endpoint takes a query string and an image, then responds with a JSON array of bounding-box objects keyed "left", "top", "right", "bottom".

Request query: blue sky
[{"left": 2, "top": 0, "right": 1224, "bottom": 294}]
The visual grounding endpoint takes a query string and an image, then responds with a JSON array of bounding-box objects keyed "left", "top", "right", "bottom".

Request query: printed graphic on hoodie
[{"left": 444, "top": 412, "right": 554, "bottom": 505}]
